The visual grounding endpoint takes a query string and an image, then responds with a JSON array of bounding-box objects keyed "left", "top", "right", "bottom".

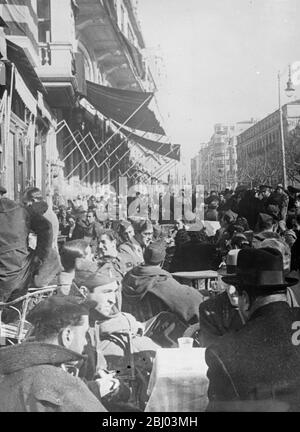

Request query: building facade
[
  {"left": 0, "top": 0, "right": 176, "bottom": 205},
  {"left": 236, "top": 101, "right": 300, "bottom": 187},
  {"left": 191, "top": 121, "right": 255, "bottom": 191}
]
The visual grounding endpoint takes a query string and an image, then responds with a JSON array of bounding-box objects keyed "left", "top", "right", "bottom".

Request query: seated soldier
[
  {"left": 79, "top": 273, "right": 158, "bottom": 409},
  {"left": 122, "top": 242, "right": 203, "bottom": 324},
  {"left": 0, "top": 296, "right": 107, "bottom": 412},
  {"left": 118, "top": 220, "right": 144, "bottom": 267},
  {"left": 79, "top": 272, "right": 158, "bottom": 356},
  {"left": 96, "top": 229, "right": 135, "bottom": 281}
]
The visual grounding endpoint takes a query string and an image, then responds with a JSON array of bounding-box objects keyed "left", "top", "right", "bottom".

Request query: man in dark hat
[
  {"left": 0, "top": 296, "right": 107, "bottom": 412},
  {"left": 199, "top": 249, "right": 244, "bottom": 347},
  {"left": 122, "top": 242, "right": 203, "bottom": 325},
  {"left": 205, "top": 248, "right": 300, "bottom": 411}
]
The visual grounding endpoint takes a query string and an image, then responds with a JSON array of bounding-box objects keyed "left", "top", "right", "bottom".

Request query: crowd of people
[{"left": 1, "top": 181, "right": 300, "bottom": 411}]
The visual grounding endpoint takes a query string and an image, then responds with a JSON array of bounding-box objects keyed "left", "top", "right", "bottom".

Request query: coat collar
[
  {"left": 0, "top": 342, "right": 85, "bottom": 375},
  {"left": 249, "top": 300, "right": 290, "bottom": 322}
]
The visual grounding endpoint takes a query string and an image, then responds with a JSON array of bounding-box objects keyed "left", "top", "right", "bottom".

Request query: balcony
[{"left": 36, "top": 42, "right": 78, "bottom": 107}]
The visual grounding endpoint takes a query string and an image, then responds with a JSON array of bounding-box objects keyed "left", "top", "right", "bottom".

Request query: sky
[{"left": 137, "top": 0, "right": 300, "bottom": 159}]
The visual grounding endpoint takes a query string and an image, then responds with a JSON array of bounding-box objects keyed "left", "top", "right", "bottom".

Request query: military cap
[
  {"left": 27, "top": 296, "right": 96, "bottom": 324},
  {"left": 144, "top": 242, "right": 166, "bottom": 265}
]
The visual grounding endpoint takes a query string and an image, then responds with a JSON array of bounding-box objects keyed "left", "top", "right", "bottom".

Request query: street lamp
[{"left": 278, "top": 65, "right": 295, "bottom": 188}]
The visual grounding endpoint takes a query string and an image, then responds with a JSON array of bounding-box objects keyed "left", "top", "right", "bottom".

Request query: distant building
[
  {"left": 0, "top": 0, "right": 177, "bottom": 204},
  {"left": 236, "top": 101, "right": 300, "bottom": 187},
  {"left": 191, "top": 121, "right": 255, "bottom": 191}
]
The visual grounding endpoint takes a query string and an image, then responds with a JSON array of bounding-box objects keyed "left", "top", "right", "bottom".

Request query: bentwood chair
[{"left": 0, "top": 286, "right": 57, "bottom": 345}]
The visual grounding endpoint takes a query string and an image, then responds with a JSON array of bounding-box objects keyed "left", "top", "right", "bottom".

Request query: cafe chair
[{"left": 0, "top": 286, "right": 57, "bottom": 345}]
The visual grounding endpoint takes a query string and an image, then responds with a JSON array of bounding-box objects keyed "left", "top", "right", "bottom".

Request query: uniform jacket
[
  {"left": 0, "top": 342, "right": 106, "bottom": 412},
  {"left": 118, "top": 239, "right": 144, "bottom": 267},
  {"left": 206, "top": 302, "right": 300, "bottom": 411}
]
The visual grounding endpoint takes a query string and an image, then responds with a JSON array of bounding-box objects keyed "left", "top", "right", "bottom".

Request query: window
[{"left": 37, "top": 0, "right": 51, "bottom": 43}]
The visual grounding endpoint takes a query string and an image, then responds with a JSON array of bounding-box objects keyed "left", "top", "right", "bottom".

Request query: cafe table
[
  {"left": 172, "top": 270, "right": 220, "bottom": 293},
  {"left": 145, "top": 347, "right": 209, "bottom": 412}
]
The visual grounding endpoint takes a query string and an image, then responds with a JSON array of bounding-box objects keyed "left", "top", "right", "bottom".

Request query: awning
[
  {"left": 85, "top": 80, "right": 165, "bottom": 135},
  {"left": 7, "top": 40, "right": 46, "bottom": 97},
  {"left": 0, "top": 16, "right": 7, "bottom": 28},
  {"left": 118, "top": 125, "right": 181, "bottom": 161},
  {"left": 15, "top": 68, "right": 37, "bottom": 115}
]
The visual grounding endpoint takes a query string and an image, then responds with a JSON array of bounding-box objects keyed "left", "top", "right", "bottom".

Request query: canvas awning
[
  {"left": 118, "top": 125, "right": 181, "bottom": 161},
  {"left": 7, "top": 40, "right": 46, "bottom": 96},
  {"left": 85, "top": 80, "right": 165, "bottom": 135}
]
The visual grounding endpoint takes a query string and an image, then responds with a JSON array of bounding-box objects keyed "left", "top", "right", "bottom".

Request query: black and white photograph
[{"left": 0, "top": 0, "right": 300, "bottom": 416}]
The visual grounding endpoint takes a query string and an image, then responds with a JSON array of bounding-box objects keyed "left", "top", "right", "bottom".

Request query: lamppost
[{"left": 278, "top": 65, "right": 295, "bottom": 188}]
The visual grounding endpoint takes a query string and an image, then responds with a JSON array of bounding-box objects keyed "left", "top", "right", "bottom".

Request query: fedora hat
[{"left": 222, "top": 248, "right": 298, "bottom": 289}]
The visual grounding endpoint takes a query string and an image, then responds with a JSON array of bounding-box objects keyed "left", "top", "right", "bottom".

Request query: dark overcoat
[
  {"left": 206, "top": 302, "right": 300, "bottom": 411},
  {"left": 199, "top": 291, "right": 243, "bottom": 347}
]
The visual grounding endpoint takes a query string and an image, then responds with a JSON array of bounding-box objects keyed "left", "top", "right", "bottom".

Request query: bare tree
[{"left": 286, "top": 122, "right": 300, "bottom": 185}]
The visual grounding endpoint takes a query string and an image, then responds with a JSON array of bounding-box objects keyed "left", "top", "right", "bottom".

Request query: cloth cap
[
  {"left": 27, "top": 296, "right": 96, "bottom": 324},
  {"left": 144, "top": 242, "right": 166, "bottom": 265}
]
